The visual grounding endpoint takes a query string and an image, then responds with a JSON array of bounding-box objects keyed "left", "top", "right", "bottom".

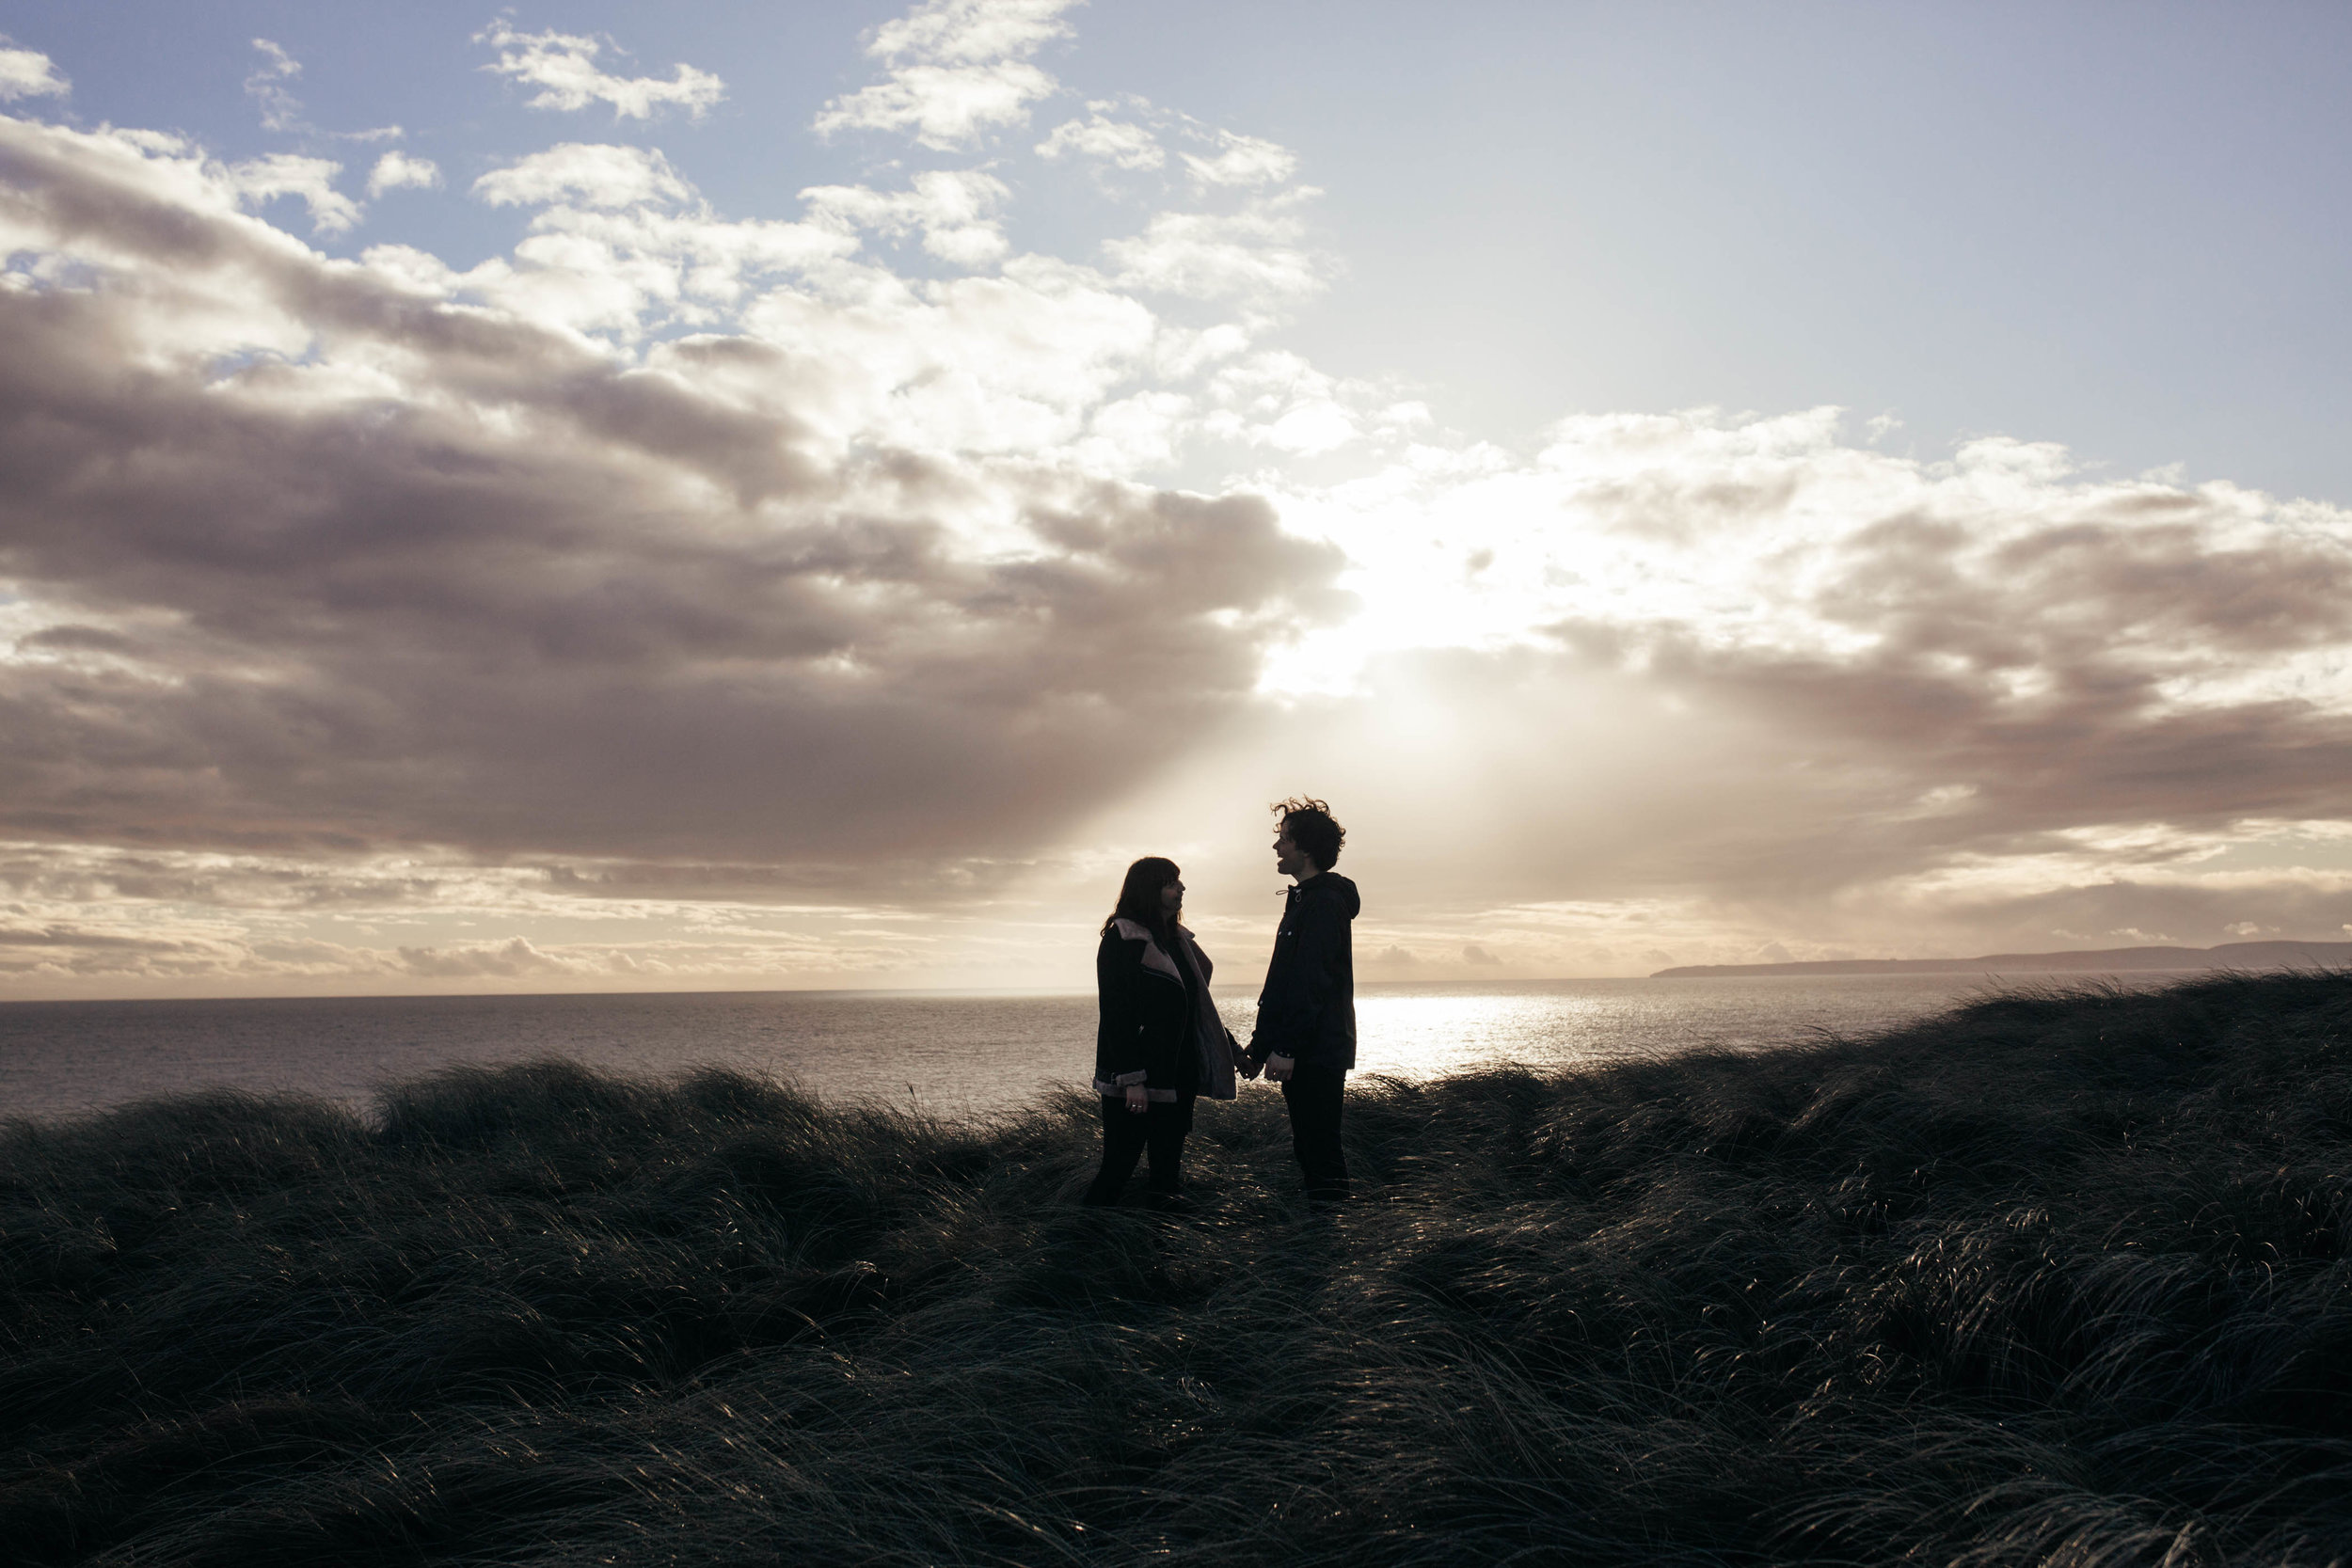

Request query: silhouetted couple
[{"left": 1085, "top": 797, "right": 1359, "bottom": 1211}]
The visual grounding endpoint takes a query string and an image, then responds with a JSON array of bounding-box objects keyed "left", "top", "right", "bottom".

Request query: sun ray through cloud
[{"left": 0, "top": 5, "right": 2349, "bottom": 994}]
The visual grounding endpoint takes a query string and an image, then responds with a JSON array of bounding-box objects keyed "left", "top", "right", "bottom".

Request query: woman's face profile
[{"left": 1159, "top": 878, "right": 1184, "bottom": 915}]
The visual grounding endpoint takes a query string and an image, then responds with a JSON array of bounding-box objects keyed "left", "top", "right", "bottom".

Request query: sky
[{"left": 2, "top": 0, "right": 2351, "bottom": 998}]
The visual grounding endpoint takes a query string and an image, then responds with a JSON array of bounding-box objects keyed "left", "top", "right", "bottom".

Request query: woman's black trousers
[{"left": 1085, "top": 1094, "right": 1195, "bottom": 1204}]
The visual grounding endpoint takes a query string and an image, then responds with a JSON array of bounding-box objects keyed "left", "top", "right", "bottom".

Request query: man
[{"left": 1249, "top": 797, "right": 1359, "bottom": 1204}]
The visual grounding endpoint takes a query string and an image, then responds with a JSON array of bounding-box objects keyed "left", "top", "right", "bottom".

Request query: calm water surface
[{"left": 0, "top": 974, "right": 2109, "bottom": 1125}]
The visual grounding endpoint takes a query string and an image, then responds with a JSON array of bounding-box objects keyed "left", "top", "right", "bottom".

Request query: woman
[{"left": 1086, "top": 856, "right": 1239, "bottom": 1207}]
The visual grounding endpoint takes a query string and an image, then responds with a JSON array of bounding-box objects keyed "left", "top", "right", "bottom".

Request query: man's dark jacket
[{"left": 1250, "top": 872, "right": 1359, "bottom": 1070}]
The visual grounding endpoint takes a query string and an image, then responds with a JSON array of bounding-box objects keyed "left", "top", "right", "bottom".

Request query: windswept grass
[{"left": 5, "top": 972, "right": 2352, "bottom": 1566}]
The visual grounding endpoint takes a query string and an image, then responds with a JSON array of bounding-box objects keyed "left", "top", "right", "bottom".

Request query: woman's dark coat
[{"left": 1094, "top": 919, "right": 1239, "bottom": 1101}]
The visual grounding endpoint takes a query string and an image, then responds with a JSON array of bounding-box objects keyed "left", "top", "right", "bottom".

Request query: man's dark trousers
[{"left": 1280, "top": 1064, "right": 1348, "bottom": 1200}]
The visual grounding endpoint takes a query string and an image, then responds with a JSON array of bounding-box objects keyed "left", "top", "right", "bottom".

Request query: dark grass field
[{"left": 5, "top": 972, "right": 2351, "bottom": 1566}]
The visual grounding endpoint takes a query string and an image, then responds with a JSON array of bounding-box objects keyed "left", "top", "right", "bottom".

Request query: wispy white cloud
[
  {"left": 801, "top": 169, "right": 1010, "bottom": 265},
  {"left": 245, "top": 38, "right": 305, "bottom": 132},
  {"left": 0, "top": 40, "right": 69, "bottom": 101},
  {"left": 227, "top": 151, "right": 360, "bottom": 234},
  {"left": 479, "top": 23, "right": 725, "bottom": 121},
  {"left": 366, "top": 149, "right": 440, "bottom": 197},
  {"left": 816, "top": 0, "right": 1078, "bottom": 149},
  {"left": 474, "top": 142, "right": 692, "bottom": 210},
  {"left": 236, "top": 38, "right": 405, "bottom": 146},
  {"left": 1201, "top": 351, "right": 1363, "bottom": 453},
  {"left": 1183, "top": 131, "right": 1297, "bottom": 188},
  {"left": 1036, "top": 110, "right": 1163, "bottom": 169},
  {"left": 1105, "top": 205, "right": 1325, "bottom": 305},
  {"left": 868, "top": 0, "right": 1079, "bottom": 64}
]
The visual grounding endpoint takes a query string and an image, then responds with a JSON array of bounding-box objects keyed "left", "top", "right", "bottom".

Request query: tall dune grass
[{"left": 5, "top": 971, "right": 2351, "bottom": 1565}]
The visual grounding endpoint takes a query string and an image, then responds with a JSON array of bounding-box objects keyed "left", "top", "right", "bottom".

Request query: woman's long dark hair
[{"left": 1104, "top": 856, "right": 1181, "bottom": 942}]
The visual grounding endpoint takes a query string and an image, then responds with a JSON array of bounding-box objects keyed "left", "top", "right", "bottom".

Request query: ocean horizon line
[
  {"left": 4, "top": 975, "right": 1660, "bottom": 1009},
  {"left": 0, "top": 964, "right": 2256, "bottom": 1011}
]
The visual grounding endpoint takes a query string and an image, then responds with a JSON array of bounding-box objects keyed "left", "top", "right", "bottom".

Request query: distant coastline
[{"left": 1652, "top": 938, "right": 2352, "bottom": 979}]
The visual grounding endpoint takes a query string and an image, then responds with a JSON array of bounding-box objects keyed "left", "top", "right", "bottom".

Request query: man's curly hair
[{"left": 1272, "top": 797, "right": 1344, "bottom": 872}]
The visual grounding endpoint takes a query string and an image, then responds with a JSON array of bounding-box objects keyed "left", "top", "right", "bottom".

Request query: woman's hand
[
  {"left": 1264, "top": 1053, "right": 1295, "bottom": 1084},
  {"left": 1124, "top": 1084, "right": 1149, "bottom": 1114}
]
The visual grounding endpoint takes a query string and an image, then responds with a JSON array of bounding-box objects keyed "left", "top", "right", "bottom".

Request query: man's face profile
[{"left": 1273, "top": 825, "right": 1313, "bottom": 879}]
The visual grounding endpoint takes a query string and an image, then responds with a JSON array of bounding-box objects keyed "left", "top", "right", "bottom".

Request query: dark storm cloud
[{"left": 0, "top": 116, "right": 1343, "bottom": 889}]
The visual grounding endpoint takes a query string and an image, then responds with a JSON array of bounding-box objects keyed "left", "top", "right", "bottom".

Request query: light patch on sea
[{"left": 0, "top": 974, "right": 2139, "bottom": 1125}]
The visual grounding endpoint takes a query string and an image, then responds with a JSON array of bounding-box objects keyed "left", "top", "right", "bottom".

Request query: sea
[{"left": 0, "top": 973, "right": 2126, "bottom": 1126}]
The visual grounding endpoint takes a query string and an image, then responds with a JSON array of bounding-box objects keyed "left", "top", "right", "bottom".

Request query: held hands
[
  {"left": 1263, "top": 1053, "right": 1296, "bottom": 1084},
  {"left": 1124, "top": 1084, "right": 1149, "bottom": 1115}
]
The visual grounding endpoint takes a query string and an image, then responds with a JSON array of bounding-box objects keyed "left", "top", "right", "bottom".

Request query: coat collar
[{"left": 1111, "top": 917, "right": 1190, "bottom": 983}]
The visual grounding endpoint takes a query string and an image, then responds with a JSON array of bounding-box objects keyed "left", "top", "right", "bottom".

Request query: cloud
[
  {"left": 0, "top": 41, "right": 68, "bottom": 102},
  {"left": 396, "top": 935, "right": 573, "bottom": 978},
  {"left": 18, "top": 110, "right": 2347, "bottom": 966},
  {"left": 1216, "top": 403, "right": 2352, "bottom": 971},
  {"left": 474, "top": 142, "right": 692, "bottom": 210},
  {"left": 1037, "top": 103, "right": 1297, "bottom": 190},
  {"left": 1202, "top": 351, "right": 1362, "bottom": 452},
  {"left": 867, "top": 0, "right": 1078, "bottom": 64},
  {"left": 1026, "top": 111, "right": 1325, "bottom": 315},
  {"left": 227, "top": 152, "right": 361, "bottom": 235},
  {"left": 1105, "top": 206, "right": 1324, "bottom": 305},
  {"left": 1183, "top": 131, "right": 1297, "bottom": 188},
  {"left": 0, "top": 112, "right": 1344, "bottom": 914},
  {"left": 8, "top": 0, "right": 2352, "bottom": 995},
  {"left": 452, "top": 148, "right": 858, "bottom": 338},
  {"left": 479, "top": 23, "right": 725, "bottom": 121},
  {"left": 815, "top": 0, "right": 1078, "bottom": 150},
  {"left": 801, "top": 169, "right": 1009, "bottom": 265},
  {"left": 366, "top": 150, "right": 441, "bottom": 197},
  {"left": 245, "top": 39, "right": 305, "bottom": 132},
  {"left": 1037, "top": 112, "right": 1164, "bottom": 170},
  {"left": 0, "top": 837, "right": 928, "bottom": 990}
]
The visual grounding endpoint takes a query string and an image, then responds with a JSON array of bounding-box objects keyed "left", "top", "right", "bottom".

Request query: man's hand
[
  {"left": 1264, "top": 1053, "right": 1295, "bottom": 1084},
  {"left": 1124, "top": 1084, "right": 1149, "bottom": 1114}
]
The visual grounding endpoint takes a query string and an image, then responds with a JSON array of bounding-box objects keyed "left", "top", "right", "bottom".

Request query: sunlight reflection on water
[
  {"left": 0, "top": 973, "right": 2153, "bottom": 1124},
  {"left": 1316, "top": 975, "right": 2033, "bottom": 1082}
]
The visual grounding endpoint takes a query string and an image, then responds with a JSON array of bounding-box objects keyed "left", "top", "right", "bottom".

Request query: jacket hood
[{"left": 1298, "top": 871, "right": 1360, "bottom": 919}]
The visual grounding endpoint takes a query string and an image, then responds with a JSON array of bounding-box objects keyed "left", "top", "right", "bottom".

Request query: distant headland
[{"left": 1652, "top": 938, "right": 2352, "bottom": 979}]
